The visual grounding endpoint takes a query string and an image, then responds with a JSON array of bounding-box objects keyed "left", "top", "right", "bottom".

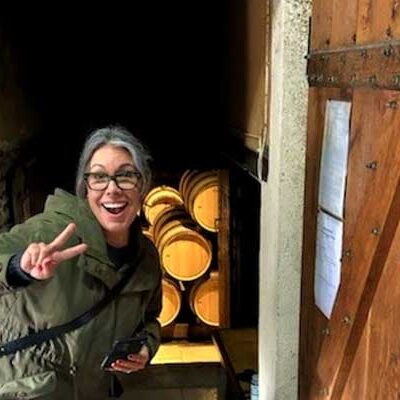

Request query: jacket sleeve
[
  {"left": 141, "top": 268, "right": 162, "bottom": 361},
  {"left": 0, "top": 214, "right": 54, "bottom": 294},
  {"left": 6, "top": 251, "right": 38, "bottom": 287}
]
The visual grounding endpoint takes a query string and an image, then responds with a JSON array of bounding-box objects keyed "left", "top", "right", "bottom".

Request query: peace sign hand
[{"left": 20, "top": 223, "right": 88, "bottom": 280}]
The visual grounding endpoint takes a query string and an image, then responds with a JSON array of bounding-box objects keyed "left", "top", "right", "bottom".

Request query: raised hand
[{"left": 20, "top": 223, "right": 88, "bottom": 280}]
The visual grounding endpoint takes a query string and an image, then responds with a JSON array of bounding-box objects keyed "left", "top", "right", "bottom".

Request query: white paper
[
  {"left": 314, "top": 211, "right": 343, "bottom": 318},
  {"left": 318, "top": 100, "right": 351, "bottom": 219},
  {"left": 314, "top": 276, "right": 339, "bottom": 319}
]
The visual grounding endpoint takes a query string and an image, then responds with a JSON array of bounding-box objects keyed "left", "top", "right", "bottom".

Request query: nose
[{"left": 105, "top": 178, "right": 122, "bottom": 194}]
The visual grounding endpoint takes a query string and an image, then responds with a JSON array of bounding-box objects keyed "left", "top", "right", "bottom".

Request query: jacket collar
[{"left": 78, "top": 241, "right": 157, "bottom": 290}]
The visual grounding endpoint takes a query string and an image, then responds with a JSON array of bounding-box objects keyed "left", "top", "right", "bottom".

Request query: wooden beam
[
  {"left": 218, "top": 169, "right": 231, "bottom": 328},
  {"left": 307, "top": 40, "right": 400, "bottom": 90},
  {"left": 331, "top": 171, "right": 400, "bottom": 398},
  {"left": 221, "top": 132, "right": 269, "bottom": 182}
]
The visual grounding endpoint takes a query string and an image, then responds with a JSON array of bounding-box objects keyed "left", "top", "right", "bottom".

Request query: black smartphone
[{"left": 101, "top": 335, "right": 147, "bottom": 370}]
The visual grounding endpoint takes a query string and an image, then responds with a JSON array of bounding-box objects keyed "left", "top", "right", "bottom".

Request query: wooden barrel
[
  {"left": 155, "top": 211, "right": 212, "bottom": 281},
  {"left": 179, "top": 170, "right": 198, "bottom": 201},
  {"left": 152, "top": 205, "right": 196, "bottom": 244},
  {"left": 158, "top": 278, "right": 181, "bottom": 327},
  {"left": 142, "top": 186, "right": 183, "bottom": 226},
  {"left": 189, "top": 271, "right": 219, "bottom": 326},
  {"left": 179, "top": 170, "right": 220, "bottom": 232}
]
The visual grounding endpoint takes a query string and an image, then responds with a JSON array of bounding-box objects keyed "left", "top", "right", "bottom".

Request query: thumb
[{"left": 138, "top": 344, "right": 150, "bottom": 360}]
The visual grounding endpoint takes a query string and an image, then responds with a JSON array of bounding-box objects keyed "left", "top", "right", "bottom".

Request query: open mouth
[{"left": 102, "top": 202, "right": 128, "bottom": 215}]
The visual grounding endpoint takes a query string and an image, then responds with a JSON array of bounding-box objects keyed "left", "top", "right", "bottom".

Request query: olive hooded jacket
[{"left": 0, "top": 189, "right": 162, "bottom": 399}]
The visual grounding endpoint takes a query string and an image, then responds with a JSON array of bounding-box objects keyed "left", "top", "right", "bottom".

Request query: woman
[{"left": 0, "top": 126, "right": 162, "bottom": 399}]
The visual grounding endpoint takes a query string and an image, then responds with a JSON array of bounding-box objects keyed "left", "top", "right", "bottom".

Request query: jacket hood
[
  {"left": 44, "top": 189, "right": 112, "bottom": 265},
  {"left": 43, "top": 189, "right": 158, "bottom": 288}
]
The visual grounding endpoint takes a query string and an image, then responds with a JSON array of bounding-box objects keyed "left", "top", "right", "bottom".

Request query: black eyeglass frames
[{"left": 84, "top": 171, "right": 142, "bottom": 191}]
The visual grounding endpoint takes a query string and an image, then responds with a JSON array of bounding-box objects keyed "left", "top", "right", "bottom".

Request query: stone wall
[
  {"left": 0, "top": 23, "right": 42, "bottom": 231},
  {"left": 0, "top": 141, "right": 18, "bottom": 231}
]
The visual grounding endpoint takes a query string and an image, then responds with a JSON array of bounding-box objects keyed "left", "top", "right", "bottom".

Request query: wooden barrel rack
[{"left": 142, "top": 169, "right": 221, "bottom": 336}]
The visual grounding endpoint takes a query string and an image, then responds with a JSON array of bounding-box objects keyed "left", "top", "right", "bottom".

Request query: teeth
[{"left": 103, "top": 203, "right": 126, "bottom": 209}]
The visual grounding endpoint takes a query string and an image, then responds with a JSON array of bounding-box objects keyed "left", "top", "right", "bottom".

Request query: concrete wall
[{"left": 259, "top": 0, "right": 311, "bottom": 399}]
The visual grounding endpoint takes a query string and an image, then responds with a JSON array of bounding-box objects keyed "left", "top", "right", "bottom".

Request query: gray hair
[{"left": 75, "top": 125, "right": 152, "bottom": 199}]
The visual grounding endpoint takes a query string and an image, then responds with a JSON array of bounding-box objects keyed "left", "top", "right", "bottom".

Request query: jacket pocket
[{"left": 0, "top": 371, "right": 56, "bottom": 399}]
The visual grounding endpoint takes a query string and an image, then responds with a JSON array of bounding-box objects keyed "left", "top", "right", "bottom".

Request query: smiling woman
[
  {"left": 85, "top": 145, "right": 142, "bottom": 247},
  {"left": 0, "top": 125, "right": 162, "bottom": 400}
]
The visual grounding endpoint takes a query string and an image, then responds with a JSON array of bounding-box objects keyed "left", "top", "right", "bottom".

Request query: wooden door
[{"left": 300, "top": 1, "right": 400, "bottom": 399}]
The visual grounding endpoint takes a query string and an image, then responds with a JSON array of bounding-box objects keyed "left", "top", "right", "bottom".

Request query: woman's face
[{"left": 86, "top": 144, "right": 141, "bottom": 247}]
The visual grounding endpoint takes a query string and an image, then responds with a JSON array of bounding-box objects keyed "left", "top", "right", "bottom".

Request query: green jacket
[{"left": 0, "top": 189, "right": 162, "bottom": 399}]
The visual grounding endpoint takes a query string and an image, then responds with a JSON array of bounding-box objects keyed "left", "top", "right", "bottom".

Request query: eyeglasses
[{"left": 84, "top": 171, "right": 142, "bottom": 191}]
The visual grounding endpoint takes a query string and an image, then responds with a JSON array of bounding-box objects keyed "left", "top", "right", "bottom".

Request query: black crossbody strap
[{"left": 0, "top": 267, "right": 136, "bottom": 357}]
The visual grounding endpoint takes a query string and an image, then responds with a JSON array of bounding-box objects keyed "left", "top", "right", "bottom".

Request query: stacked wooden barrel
[
  {"left": 189, "top": 271, "right": 219, "bottom": 326},
  {"left": 179, "top": 170, "right": 220, "bottom": 232},
  {"left": 142, "top": 170, "right": 220, "bottom": 328},
  {"left": 142, "top": 185, "right": 183, "bottom": 226}
]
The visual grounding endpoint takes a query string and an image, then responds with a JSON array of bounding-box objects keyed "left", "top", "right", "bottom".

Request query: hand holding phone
[{"left": 101, "top": 335, "right": 147, "bottom": 370}]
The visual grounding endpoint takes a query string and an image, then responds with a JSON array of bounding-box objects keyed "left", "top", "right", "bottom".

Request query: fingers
[
  {"left": 53, "top": 243, "right": 88, "bottom": 264},
  {"left": 35, "top": 242, "right": 54, "bottom": 268},
  {"left": 32, "top": 257, "right": 58, "bottom": 280},
  {"left": 20, "top": 223, "right": 87, "bottom": 280},
  {"left": 21, "top": 242, "right": 50, "bottom": 273},
  {"left": 110, "top": 346, "right": 149, "bottom": 374},
  {"left": 127, "top": 353, "right": 148, "bottom": 368},
  {"left": 31, "top": 242, "right": 87, "bottom": 279},
  {"left": 110, "top": 357, "right": 146, "bottom": 374},
  {"left": 48, "top": 223, "right": 77, "bottom": 251},
  {"left": 29, "top": 244, "right": 41, "bottom": 267}
]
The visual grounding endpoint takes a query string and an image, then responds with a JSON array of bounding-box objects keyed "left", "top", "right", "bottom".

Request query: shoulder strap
[{"left": 0, "top": 266, "right": 136, "bottom": 357}]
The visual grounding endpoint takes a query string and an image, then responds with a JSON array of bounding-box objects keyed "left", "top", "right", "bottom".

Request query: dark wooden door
[{"left": 300, "top": 1, "right": 400, "bottom": 399}]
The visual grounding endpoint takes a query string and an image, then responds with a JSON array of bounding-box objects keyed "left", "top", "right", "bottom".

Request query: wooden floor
[{"left": 152, "top": 341, "right": 221, "bottom": 364}]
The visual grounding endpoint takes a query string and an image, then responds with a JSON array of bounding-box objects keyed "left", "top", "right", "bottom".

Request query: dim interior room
[
  {"left": 0, "top": 3, "right": 260, "bottom": 396},
  {"left": 0, "top": 2, "right": 311, "bottom": 399}
]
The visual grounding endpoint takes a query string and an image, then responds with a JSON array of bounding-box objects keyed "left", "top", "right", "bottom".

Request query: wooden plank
[
  {"left": 341, "top": 92, "right": 400, "bottom": 239},
  {"left": 330, "top": 0, "right": 358, "bottom": 48},
  {"left": 365, "top": 237, "right": 400, "bottom": 399},
  {"left": 218, "top": 169, "right": 230, "bottom": 328},
  {"left": 392, "top": 0, "right": 400, "bottom": 38},
  {"left": 245, "top": 0, "right": 267, "bottom": 139},
  {"left": 341, "top": 318, "right": 370, "bottom": 399},
  {"left": 329, "top": 77, "right": 375, "bottom": 400},
  {"left": 331, "top": 166, "right": 400, "bottom": 399},
  {"left": 344, "top": 222, "right": 400, "bottom": 399},
  {"left": 310, "top": 0, "right": 334, "bottom": 51},
  {"left": 308, "top": 41, "right": 400, "bottom": 90},
  {"left": 299, "top": 87, "right": 351, "bottom": 400},
  {"left": 226, "top": 0, "right": 268, "bottom": 146},
  {"left": 309, "top": 89, "right": 400, "bottom": 399},
  {"left": 357, "top": 0, "right": 400, "bottom": 44},
  {"left": 300, "top": 87, "right": 327, "bottom": 400}
]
